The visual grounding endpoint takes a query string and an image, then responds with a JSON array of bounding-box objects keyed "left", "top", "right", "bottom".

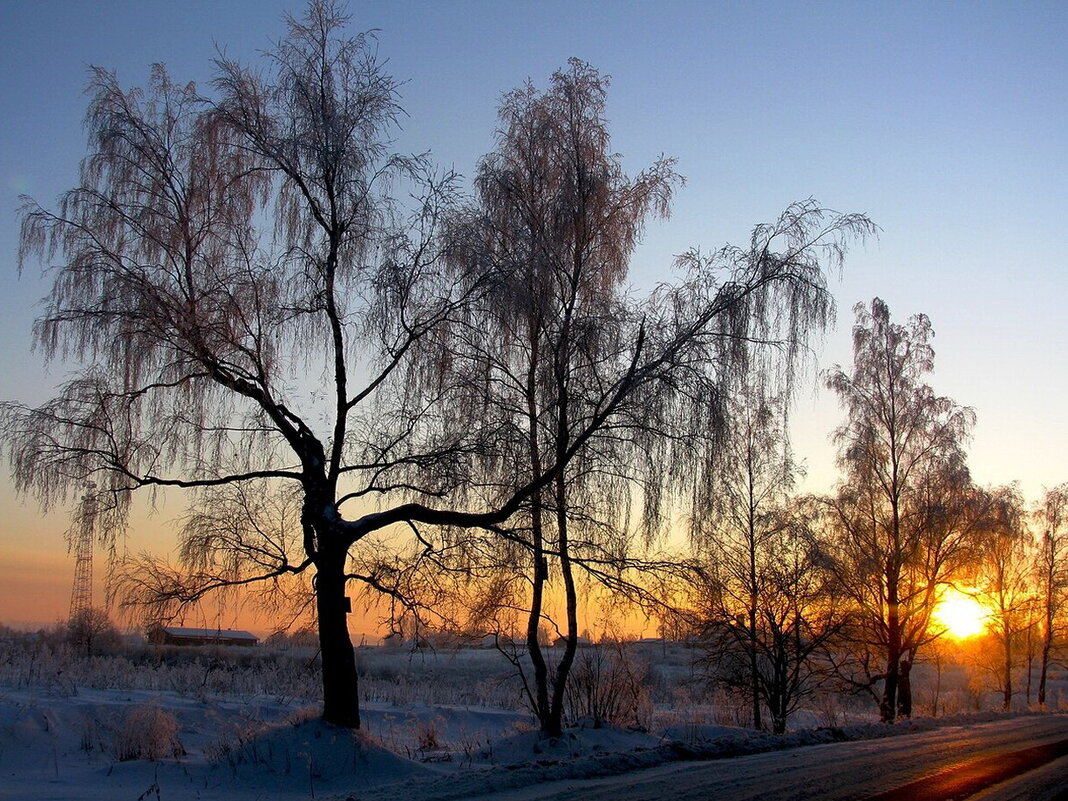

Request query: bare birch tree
[
  {"left": 1035, "top": 483, "right": 1068, "bottom": 706},
  {"left": 7, "top": 1, "right": 550, "bottom": 729},
  {"left": 700, "top": 495, "right": 844, "bottom": 733},
  {"left": 979, "top": 486, "right": 1037, "bottom": 710},
  {"left": 824, "top": 299, "right": 978, "bottom": 722},
  {"left": 437, "top": 61, "right": 874, "bottom": 736},
  {"left": 696, "top": 387, "right": 796, "bottom": 731}
]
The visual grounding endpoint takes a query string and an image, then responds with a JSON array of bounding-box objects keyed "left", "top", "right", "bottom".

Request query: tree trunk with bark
[
  {"left": 1002, "top": 630, "right": 1014, "bottom": 711},
  {"left": 1038, "top": 632, "right": 1052, "bottom": 706},
  {"left": 897, "top": 658, "right": 912, "bottom": 718},
  {"left": 525, "top": 546, "right": 552, "bottom": 730},
  {"left": 545, "top": 467, "right": 579, "bottom": 737},
  {"left": 748, "top": 509, "right": 763, "bottom": 731},
  {"left": 880, "top": 584, "right": 902, "bottom": 722},
  {"left": 315, "top": 546, "right": 360, "bottom": 729}
]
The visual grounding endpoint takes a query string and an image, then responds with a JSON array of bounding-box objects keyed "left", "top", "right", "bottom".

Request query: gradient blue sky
[{"left": 1, "top": 1, "right": 1066, "bottom": 627}]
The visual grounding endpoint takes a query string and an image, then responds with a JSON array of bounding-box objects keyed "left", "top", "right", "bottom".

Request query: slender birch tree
[
  {"left": 979, "top": 485, "right": 1037, "bottom": 710},
  {"left": 1035, "top": 483, "right": 1068, "bottom": 706},
  {"left": 701, "top": 495, "right": 843, "bottom": 733},
  {"left": 441, "top": 61, "right": 874, "bottom": 736},
  {"left": 824, "top": 299, "right": 977, "bottom": 722},
  {"left": 698, "top": 388, "right": 796, "bottom": 731}
]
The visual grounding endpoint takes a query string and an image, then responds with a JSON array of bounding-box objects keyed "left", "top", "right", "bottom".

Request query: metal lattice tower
[{"left": 68, "top": 491, "right": 96, "bottom": 622}]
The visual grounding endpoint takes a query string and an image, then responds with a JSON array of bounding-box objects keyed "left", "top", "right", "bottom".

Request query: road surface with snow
[{"left": 431, "top": 716, "right": 1068, "bottom": 801}]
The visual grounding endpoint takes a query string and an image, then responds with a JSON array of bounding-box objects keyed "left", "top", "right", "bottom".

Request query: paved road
[{"left": 468, "top": 716, "right": 1068, "bottom": 801}]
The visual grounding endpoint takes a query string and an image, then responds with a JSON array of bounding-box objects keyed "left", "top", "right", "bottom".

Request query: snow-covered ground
[
  {"left": 0, "top": 684, "right": 662, "bottom": 800},
  {"left": 1, "top": 635, "right": 1066, "bottom": 800},
  {"left": 4, "top": 684, "right": 1065, "bottom": 801}
]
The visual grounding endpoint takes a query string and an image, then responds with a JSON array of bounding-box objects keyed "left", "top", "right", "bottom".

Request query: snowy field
[{"left": 1, "top": 633, "right": 1065, "bottom": 800}]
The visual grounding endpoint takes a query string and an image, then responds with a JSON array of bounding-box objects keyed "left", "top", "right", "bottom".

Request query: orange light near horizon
[{"left": 933, "top": 588, "right": 989, "bottom": 639}]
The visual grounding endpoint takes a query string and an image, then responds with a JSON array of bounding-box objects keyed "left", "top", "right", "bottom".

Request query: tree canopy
[{"left": 5, "top": 1, "right": 874, "bottom": 730}]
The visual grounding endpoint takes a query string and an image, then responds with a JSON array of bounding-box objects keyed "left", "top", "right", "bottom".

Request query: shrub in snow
[
  {"left": 112, "top": 705, "right": 185, "bottom": 761},
  {"left": 79, "top": 713, "right": 104, "bottom": 753},
  {"left": 415, "top": 716, "right": 442, "bottom": 750},
  {"left": 564, "top": 642, "right": 652, "bottom": 730},
  {"left": 65, "top": 608, "right": 121, "bottom": 657}
]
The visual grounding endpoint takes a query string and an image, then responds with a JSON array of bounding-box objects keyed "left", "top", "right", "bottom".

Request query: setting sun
[{"left": 933, "top": 589, "right": 989, "bottom": 639}]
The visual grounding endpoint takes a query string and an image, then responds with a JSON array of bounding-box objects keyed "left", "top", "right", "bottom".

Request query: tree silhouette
[
  {"left": 701, "top": 494, "right": 843, "bottom": 733},
  {"left": 979, "top": 486, "right": 1037, "bottom": 710},
  {"left": 1035, "top": 483, "right": 1068, "bottom": 706},
  {"left": 442, "top": 60, "right": 683, "bottom": 737},
  {"left": 824, "top": 299, "right": 978, "bottom": 722},
  {"left": 696, "top": 386, "right": 796, "bottom": 731},
  {"left": 8, "top": 1, "right": 524, "bottom": 728},
  {"left": 437, "top": 60, "right": 874, "bottom": 734},
  {"left": 4, "top": 2, "right": 874, "bottom": 734},
  {"left": 66, "top": 607, "right": 121, "bottom": 657}
]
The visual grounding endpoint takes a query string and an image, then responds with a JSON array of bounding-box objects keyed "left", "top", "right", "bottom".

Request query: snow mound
[
  {"left": 0, "top": 689, "right": 441, "bottom": 800},
  {"left": 361, "top": 701, "right": 528, "bottom": 756},
  {"left": 211, "top": 710, "right": 437, "bottom": 793},
  {"left": 357, "top": 722, "right": 669, "bottom": 801},
  {"left": 484, "top": 719, "right": 662, "bottom": 766},
  {"left": 659, "top": 723, "right": 749, "bottom": 743}
]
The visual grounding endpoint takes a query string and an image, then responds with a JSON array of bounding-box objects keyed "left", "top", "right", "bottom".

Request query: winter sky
[{"left": 1, "top": 0, "right": 1066, "bottom": 628}]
